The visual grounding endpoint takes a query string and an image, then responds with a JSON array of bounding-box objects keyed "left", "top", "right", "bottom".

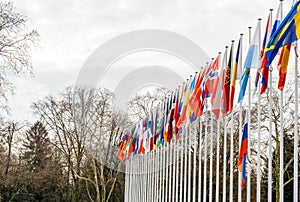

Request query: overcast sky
[{"left": 9, "top": 0, "right": 294, "bottom": 121}]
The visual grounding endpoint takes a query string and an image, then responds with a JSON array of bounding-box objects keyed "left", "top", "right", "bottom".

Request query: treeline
[{"left": 0, "top": 87, "right": 130, "bottom": 202}]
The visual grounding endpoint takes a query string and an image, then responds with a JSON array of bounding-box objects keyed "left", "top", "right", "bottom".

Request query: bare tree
[
  {"left": 0, "top": 1, "right": 39, "bottom": 115},
  {"left": 32, "top": 86, "right": 129, "bottom": 202},
  {"left": 128, "top": 86, "right": 171, "bottom": 121}
]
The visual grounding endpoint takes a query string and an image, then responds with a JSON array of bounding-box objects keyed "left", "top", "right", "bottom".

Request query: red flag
[
  {"left": 116, "top": 135, "right": 126, "bottom": 161},
  {"left": 237, "top": 122, "right": 248, "bottom": 190},
  {"left": 229, "top": 37, "right": 241, "bottom": 112},
  {"left": 277, "top": 44, "right": 291, "bottom": 91},
  {"left": 222, "top": 43, "right": 233, "bottom": 116}
]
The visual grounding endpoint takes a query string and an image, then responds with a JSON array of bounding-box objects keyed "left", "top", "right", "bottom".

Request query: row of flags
[{"left": 117, "top": 0, "right": 300, "bottom": 189}]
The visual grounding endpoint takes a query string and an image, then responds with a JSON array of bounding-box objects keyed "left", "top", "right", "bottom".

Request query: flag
[
  {"left": 260, "top": 5, "right": 283, "bottom": 94},
  {"left": 206, "top": 57, "right": 219, "bottom": 101},
  {"left": 278, "top": 44, "right": 291, "bottom": 90},
  {"left": 244, "top": 21, "right": 261, "bottom": 69},
  {"left": 238, "top": 20, "right": 262, "bottom": 102},
  {"left": 238, "top": 68, "right": 250, "bottom": 103},
  {"left": 237, "top": 122, "right": 248, "bottom": 190},
  {"left": 116, "top": 134, "right": 127, "bottom": 161},
  {"left": 176, "top": 75, "right": 196, "bottom": 128},
  {"left": 265, "top": 1, "right": 300, "bottom": 67},
  {"left": 173, "top": 88, "right": 180, "bottom": 139},
  {"left": 222, "top": 42, "right": 233, "bottom": 116},
  {"left": 188, "top": 66, "right": 207, "bottom": 118},
  {"left": 261, "top": 1, "right": 300, "bottom": 94},
  {"left": 229, "top": 37, "right": 242, "bottom": 112},
  {"left": 211, "top": 51, "right": 226, "bottom": 119}
]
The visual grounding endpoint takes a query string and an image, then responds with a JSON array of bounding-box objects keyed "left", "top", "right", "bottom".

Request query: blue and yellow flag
[{"left": 266, "top": 1, "right": 300, "bottom": 66}]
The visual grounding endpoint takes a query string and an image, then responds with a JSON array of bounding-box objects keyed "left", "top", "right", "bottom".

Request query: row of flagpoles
[{"left": 118, "top": 0, "right": 299, "bottom": 201}]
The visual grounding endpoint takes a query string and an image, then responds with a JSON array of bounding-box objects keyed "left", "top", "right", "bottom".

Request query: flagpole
[
  {"left": 163, "top": 144, "right": 169, "bottom": 202},
  {"left": 150, "top": 152, "right": 152, "bottom": 202},
  {"left": 229, "top": 39, "right": 235, "bottom": 202},
  {"left": 125, "top": 159, "right": 128, "bottom": 202},
  {"left": 179, "top": 128, "right": 184, "bottom": 202},
  {"left": 159, "top": 146, "right": 163, "bottom": 202},
  {"left": 188, "top": 125, "right": 192, "bottom": 202},
  {"left": 256, "top": 18, "right": 262, "bottom": 202},
  {"left": 192, "top": 123, "right": 197, "bottom": 202},
  {"left": 238, "top": 34, "right": 244, "bottom": 202},
  {"left": 169, "top": 141, "right": 173, "bottom": 202},
  {"left": 209, "top": 111, "right": 214, "bottom": 202},
  {"left": 172, "top": 140, "right": 176, "bottom": 202},
  {"left": 129, "top": 157, "right": 131, "bottom": 202},
  {"left": 268, "top": 8, "right": 274, "bottom": 202},
  {"left": 183, "top": 126, "right": 188, "bottom": 202},
  {"left": 222, "top": 46, "right": 228, "bottom": 202},
  {"left": 198, "top": 117, "right": 203, "bottom": 202},
  {"left": 155, "top": 149, "right": 158, "bottom": 201},
  {"left": 293, "top": 32, "right": 298, "bottom": 202},
  {"left": 216, "top": 52, "right": 222, "bottom": 202},
  {"left": 175, "top": 136, "right": 179, "bottom": 202},
  {"left": 247, "top": 26, "right": 252, "bottom": 202},
  {"left": 203, "top": 116, "right": 208, "bottom": 202}
]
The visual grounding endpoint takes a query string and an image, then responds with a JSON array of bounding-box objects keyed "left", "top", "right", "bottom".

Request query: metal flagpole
[
  {"left": 268, "top": 8, "right": 274, "bottom": 202},
  {"left": 183, "top": 126, "right": 188, "bottom": 202},
  {"left": 198, "top": 118, "right": 202, "bottom": 202},
  {"left": 124, "top": 159, "right": 128, "bottom": 202},
  {"left": 149, "top": 152, "right": 152, "bottom": 202},
  {"left": 238, "top": 34, "right": 243, "bottom": 202},
  {"left": 158, "top": 146, "right": 163, "bottom": 202},
  {"left": 133, "top": 156, "right": 136, "bottom": 202},
  {"left": 175, "top": 138, "right": 179, "bottom": 202},
  {"left": 137, "top": 157, "right": 139, "bottom": 201},
  {"left": 209, "top": 112, "right": 214, "bottom": 202},
  {"left": 165, "top": 143, "right": 169, "bottom": 202},
  {"left": 172, "top": 140, "right": 176, "bottom": 202},
  {"left": 203, "top": 117, "right": 208, "bottom": 202},
  {"left": 146, "top": 154, "right": 149, "bottom": 202},
  {"left": 169, "top": 141, "right": 173, "bottom": 202},
  {"left": 216, "top": 51, "right": 222, "bottom": 202},
  {"left": 223, "top": 116, "right": 227, "bottom": 202},
  {"left": 222, "top": 46, "right": 228, "bottom": 202},
  {"left": 128, "top": 157, "right": 131, "bottom": 202},
  {"left": 257, "top": 18, "right": 262, "bottom": 202},
  {"left": 216, "top": 117, "right": 220, "bottom": 202},
  {"left": 229, "top": 40, "right": 235, "bottom": 202},
  {"left": 193, "top": 123, "right": 197, "bottom": 202},
  {"left": 279, "top": 2, "right": 285, "bottom": 202},
  {"left": 188, "top": 126, "right": 192, "bottom": 202},
  {"left": 293, "top": 31, "right": 299, "bottom": 202},
  {"left": 179, "top": 131, "right": 184, "bottom": 202},
  {"left": 163, "top": 145, "right": 166, "bottom": 202},
  {"left": 247, "top": 26, "right": 252, "bottom": 202},
  {"left": 156, "top": 150, "right": 158, "bottom": 202}
]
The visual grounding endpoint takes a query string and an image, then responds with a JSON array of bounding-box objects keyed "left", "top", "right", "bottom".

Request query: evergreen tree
[{"left": 22, "top": 121, "right": 64, "bottom": 201}]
